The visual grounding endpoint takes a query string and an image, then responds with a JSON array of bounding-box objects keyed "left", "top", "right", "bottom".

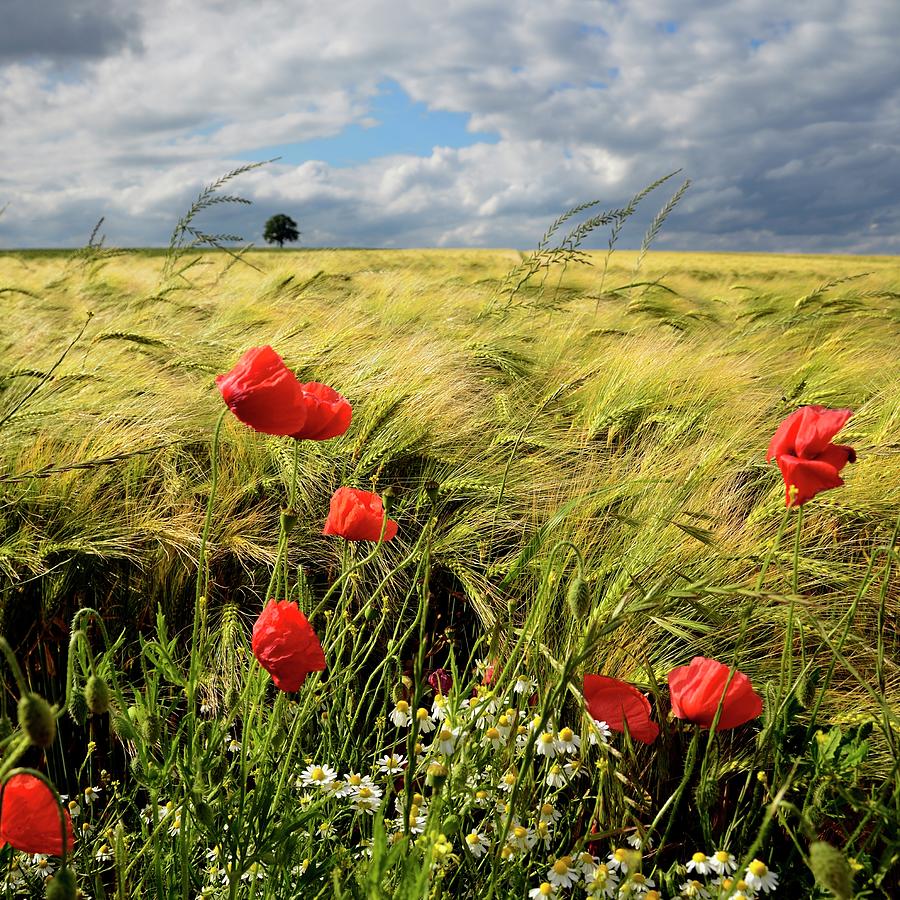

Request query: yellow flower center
[
  {"left": 539, "top": 884, "right": 553, "bottom": 896},
  {"left": 498, "top": 714, "right": 511, "bottom": 727},
  {"left": 692, "top": 852, "right": 707, "bottom": 863},
  {"left": 358, "top": 787, "right": 372, "bottom": 799},
  {"left": 395, "top": 700, "right": 409, "bottom": 713},
  {"left": 486, "top": 727, "right": 500, "bottom": 740},
  {"left": 540, "top": 732, "right": 554, "bottom": 744},
  {"left": 466, "top": 833, "right": 479, "bottom": 845},
  {"left": 413, "top": 793, "right": 424, "bottom": 804},
  {"left": 513, "top": 825, "right": 527, "bottom": 839},
  {"left": 349, "top": 774, "right": 362, "bottom": 786},
  {"left": 503, "top": 773, "right": 516, "bottom": 786},
  {"left": 500, "top": 845, "right": 513, "bottom": 859},
  {"left": 552, "top": 858, "right": 570, "bottom": 874},
  {"left": 632, "top": 873, "right": 646, "bottom": 885},
  {"left": 559, "top": 727, "right": 574, "bottom": 742},
  {"left": 416, "top": 707, "right": 429, "bottom": 719},
  {"left": 541, "top": 803, "right": 554, "bottom": 816},
  {"left": 476, "top": 789, "right": 487, "bottom": 800},
  {"left": 715, "top": 851, "right": 730, "bottom": 863},
  {"left": 748, "top": 860, "right": 768, "bottom": 877},
  {"left": 439, "top": 729, "right": 453, "bottom": 741},
  {"left": 311, "top": 767, "right": 324, "bottom": 781},
  {"left": 613, "top": 848, "right": 628, "bottom": 862}
]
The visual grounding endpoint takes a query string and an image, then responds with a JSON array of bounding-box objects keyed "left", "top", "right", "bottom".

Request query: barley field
[{"left": 0, "top": 244, "right": 898, "bottom": 898}]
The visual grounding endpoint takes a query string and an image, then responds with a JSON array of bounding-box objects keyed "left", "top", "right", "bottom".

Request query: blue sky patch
[{"left": 242, "top": 80, "right": 499, "bottom": 168}]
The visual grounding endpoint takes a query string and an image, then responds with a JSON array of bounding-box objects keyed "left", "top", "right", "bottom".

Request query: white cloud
[{"left": 0, "top": 0, "right": 898, "bottom": 251}]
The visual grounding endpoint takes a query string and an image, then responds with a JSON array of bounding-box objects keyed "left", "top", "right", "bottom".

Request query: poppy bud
[
  {"left": 567, "top": 576, "right": 590, "bottom": 618},
  {"left": 85, "top": 675, "right": 111, "bottom": 716},
  {"left": 224, "top": 686, "right": 239, "bottom": 711},
  {"left": 0, "top": 713, "right": 13, "bottom": 742},
  {"left": 809, "top": 841, "right": 854, "bottom": 900},
  {"left": 17, "top": 693, "right": 56, "bottom": 748},
  {"left": 442, "top": 814, "right": 461, "bottom": 836},
  {"left": 280, "top": 509, "right": 298, "bottom": 533},
  {"left": 68, "top": 688, "right": 89, "bottom": 726},
  {"left": 424, "top": 480, "right": 440, "bottom": 506},
  {"left": 381, "top": 484, "right": 400, "bottom": 516},
  {"left": 195, "top": 799, "right": 216, "bottom": 828},
  {"left": 45, "top": 866, "right": 78, "bottom": 900},
  {"left": 111, "top": 713, "right": 139, "bottom": 743}
]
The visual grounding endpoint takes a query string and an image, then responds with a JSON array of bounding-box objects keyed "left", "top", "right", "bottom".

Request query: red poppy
[
  {"left": 766, "top": 405, "right": 855, "bottom": 506},
  {"left": 322, "top": 487, "right": 398, "bottom": 542},
  {"left": 216, "top": 346, "right": 308, "bottom": 436},
  {"left": 583, "top": 674, "right": 659, "bottom": 744},
  {"left": 217, "top": 347, "right": 352, "bottom": 442},
  {"left": 0, "top": 774, "right": 74, "bottom": 856},
  {"left": 292, "top": 382, "right": 352, "bottom": 441},
  {"left": 251, "top": 600, "right": 326, "bottom": 692},
  {"left": 667, "top": 656, "right": 763, "bottom": 731}
]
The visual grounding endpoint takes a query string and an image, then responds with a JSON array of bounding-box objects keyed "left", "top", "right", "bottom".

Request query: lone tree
[{"left": 263, "top": 213, "right": 300, "bottom": 248}]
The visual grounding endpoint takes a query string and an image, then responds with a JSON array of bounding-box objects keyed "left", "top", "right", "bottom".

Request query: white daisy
[
  {"left": 528, "top": 883, "right": 558, "bottom": 898},
  {"left": 464, "top": 831, "right": 490, "bottom": 858},
  {"left": 506, "top": 823, "right": 536, "bottom": 852},
  {"left": 547, "top": 855, "right": 580, "bottom": 888},
  {"left": 83, "top": 785, "right": 102, "bottom": 805},
  {"left": 744, "top": 859, "right": 779, "bottom": 893},
  {"left": 686, "top": 852, "right": 713, "bottom": 875},
  {"left": 679, "top": 879, "right": 711, "bottom": 898},
  {"left": 31, "top": 854, "right": 55, "bottom": 877},
  {"left": 586, "top": 863, "right": 619, "bottom": 898},
  {"left": 710, "top": 849, "right": 738, "bottom": 875},
  {"left": 350, "top": 784, "right": 383, "bottom": 815},
  {"left": 607, "top": 848, "right": 635, "bottom": 874},
  {"left": 336, "top": 773, "right": 375, "bottom": 797},
  {"left": 545, "top": 764, "right": 566, "bottom": 788},
  {"left": 536, "top": 731, "right": 559, "bottom": 758},
  {"left": 389, "top": 700, "right": 411, "bottom": 728},
  {"left": 484, "top": 726, "right": 504, "bottom": 749},
  {"left": 377, "top": 753, "right": 407, "bottom": 775},
  {"left": 588, "top": 718, "right": 612, "bottom": 745},
  {"left": 433, "top": 725, "right": 459, "bottom": 756},
  {"left": 299, "top": 763, "right": 338, "bottom": 790},
  {"left": 514, "top": 675, "right": 537, "bottom": 695},
  {"left": 431, "top": 695, "right": 447, "bottom": 721},
  {"left": 620, "top": 872, "right": 655, "bottom": 896},
  {"left": 415, "top": 707, "right": 436, "bottom": 733},
  {"left": 539, "top": 801, "right": 561, "bottom": 824},
  {"left": 555, "top": 727, "right": 581, "bottom": 754},
  {"left": 563, "top": 756, "right": 586, "bottom": 780},
  {"left": 498, "top": 771, "right": 518, "bottom": 793}
]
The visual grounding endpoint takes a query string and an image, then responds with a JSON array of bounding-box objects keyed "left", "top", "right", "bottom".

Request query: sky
[{"left": 1, "top": 0, "right": 898, "bottom": 252}]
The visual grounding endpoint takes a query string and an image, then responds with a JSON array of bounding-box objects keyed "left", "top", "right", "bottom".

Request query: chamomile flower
[
  {"left": 514, "top": 675, "right": 537, "bottom": 695},
  {"left": 415, "top": 707, "right": 436, "bottom": 733},
  {"left": 578, "top": 851, "right": 600, "bottom": 878},
  {"left": 31, "top": 854, "right": 55, "bottom": 877},
  {"left": 536, "top": 731, "right": 559, "bottom": 758},
  {"left": 627, "top": 833, "right": 644, "bottom": 850},
  {"left": 535, "top": 820, "right": 553, "bottom": 845},
  {"left": 556, "top": 727, "right": 581, "bottom": 754},
  {"left": 434, "top": 725, "right": 459, "bottom": 756},
  {"left": 709, "top": 849, "right": 738, "bottom": 875},
  {"left": 300, "top": 763, "right": 338, "bottom": 790},
  {"left": 351, "top": 784, "right": 383, "bottom": 815},
  {"left": 241, "top": 862, "right": 266, "bottom": 882},
  {"left": 473, "top": 787, "right": 491, "bottom": 807},
  {"left": 563, "top": 756, "right": 586, "bottom": 780},
  {"left": 336, "top": 772, "right": 375, "bottom": 797},
  {"left": 227, "top": 738, "right": 241, "bottom": 754},
  {"left": 431, "top": 694, "right": 447, "bottom": 721},
  {"left": 66, "top": 798, "right": 82, "bottom": 819},
  {"left": 539, "top": 801, "right": 561, "bottom": 824},
  {"left": 483, "top": 726, "right": 504, "bottom": 749},
  {"left": 607, "top": 847, "right": 636, "bottom": 874},
  {"left": 528, "top": 882, "right": 558, "bottom": 898},
  {"left": 95, "top": 844, "right": 113, "bottom": 862},
  {"left": 545, "top": 763, "right": 566, "bottom": 788},
  {"left": 588, "top": 718, "right": 612, "bottom": 745},
  {"left": 83, "top": 785, "right": 102, "bottom": 805},
  {"left": 686, "top": 852, "right": 713, "bottom": 875},
  {"left": 498, "top": 770, "right": 518, "bottom": 793},
  {"left": 168, "top": 813, "right": 183, "bottom": 836},
  {"left": 744, "top": 859, "right": 779, "bottom": 893},
  {"left": 506, "top": 823, "right": 537, "bottom": 852},
  {"left": 390, "top": 700, "right": 412, "bottom": 728},
  {"left": 464, "top": 831, "right": 490, "bottom": 858},
  {"left": 547, "top": 855, "right": 580, "bottom": 888},
  {"left": 620, "top": 872, "right": 655, "bottom": 896},
  {"left": 377, "top": 754, "right": 407, "bottom": 775},
  {"left": 496, "top": 713, "right": 514, "bottom": 740},
  {"left": 679, "top": 879, "right": 711, "bottom": 898},
  {"left": 586, "top": 863, "right": 619, "bottom": 898}
]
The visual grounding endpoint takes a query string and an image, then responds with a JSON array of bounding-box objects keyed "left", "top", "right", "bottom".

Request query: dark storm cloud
[{"left": 0, "top": 0, "right": 142, "bottom": 62}]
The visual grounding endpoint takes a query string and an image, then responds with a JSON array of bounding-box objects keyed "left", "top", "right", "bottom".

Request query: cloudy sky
[{"left": 1, "top": 0, "right": 898, "bottom": 252}]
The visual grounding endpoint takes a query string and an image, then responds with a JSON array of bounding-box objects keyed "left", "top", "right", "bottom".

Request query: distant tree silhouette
[{"left": 263, "top": 214, "right": 300, "bottom": 248}]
